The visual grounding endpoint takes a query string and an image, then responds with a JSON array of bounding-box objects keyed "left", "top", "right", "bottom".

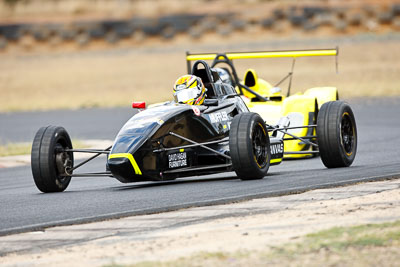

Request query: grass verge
[
  {"left": 0, "top": 140, "right": 86, "bottom": 157},
  {"left": 114, "top": 220, "right": 400, "bottom": 267},
  {"left": 1, "top": 38, "right": 400, "bottom": 112},
  {"left": 0, "top": 142, "right": 32, "bottom": 157}
]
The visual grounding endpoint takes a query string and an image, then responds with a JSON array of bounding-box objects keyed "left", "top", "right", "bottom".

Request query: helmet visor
[{"left": 174, "top": 87, "right": 200, "bottom": 103}]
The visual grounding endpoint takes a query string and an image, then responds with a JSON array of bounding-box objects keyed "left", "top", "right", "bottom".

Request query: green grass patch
[
  {"left": 0, "top": 143, "right": 32, "bottom": 157},
  {"left": 106, "top": 220, "right": 400, "bottom": 267},
  {"left": 0, "top": 140, "right": 87, "bottom": 157},
  {"left": 299, "top": 220, "right": 400, "bottom": 252}
]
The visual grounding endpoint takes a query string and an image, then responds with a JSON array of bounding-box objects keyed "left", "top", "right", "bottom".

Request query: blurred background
[{"left": 0, "top": 0, "right": 399, "bottom": 112}]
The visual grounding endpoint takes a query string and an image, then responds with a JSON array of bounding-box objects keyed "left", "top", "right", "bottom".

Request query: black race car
[{"left": 31, "top": 60, "right": 357, "bottom": 193}]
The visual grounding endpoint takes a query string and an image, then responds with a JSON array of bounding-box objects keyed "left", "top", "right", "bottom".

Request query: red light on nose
[{"left": 132, "top": 102, "right": 146, "bottom": 109}]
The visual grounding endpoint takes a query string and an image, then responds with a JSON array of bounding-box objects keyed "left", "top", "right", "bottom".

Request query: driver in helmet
[{"left": 173, "top": 75, "right": 207, "bottom": 105}]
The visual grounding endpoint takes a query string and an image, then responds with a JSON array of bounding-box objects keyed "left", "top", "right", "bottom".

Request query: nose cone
[{"left": 108, "top": 157, "right": 137, "bottom": 183}]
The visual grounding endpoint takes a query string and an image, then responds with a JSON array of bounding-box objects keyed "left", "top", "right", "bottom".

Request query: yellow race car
[{"left": 186, "top": 48, "right": 339, "bottom": 158}]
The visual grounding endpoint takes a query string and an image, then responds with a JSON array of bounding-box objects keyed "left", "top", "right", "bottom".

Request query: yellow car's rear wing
[
  {"left": 186, "top": 48, "right": 338, "bottom": 61},
  {"left": 186, "top": 47, "right": 339, "bottom": 98},
  {"left": 186, "top": 47, "right": 338, "bottom": 74}
]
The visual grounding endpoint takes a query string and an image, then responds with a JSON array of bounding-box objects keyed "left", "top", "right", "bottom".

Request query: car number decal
[
  {"left": 168, "top": 152, "right": 187, "bottom": 168},
  {"left": 270, "top": 143, "right": 284, "bottom": 155}
]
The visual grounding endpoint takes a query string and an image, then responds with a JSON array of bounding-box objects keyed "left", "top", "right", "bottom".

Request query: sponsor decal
[
  {"left": 270, "top": 143, "right": 284, "bottom": 155},
  {"left": 168, "top": 152, "right": 187, "bottom": 168},
  {"left": 192, "top": 106, "right": 201, "bottom": 116},
  {"left": 209, "top": 111, "right": 229, "bottom": 123}
]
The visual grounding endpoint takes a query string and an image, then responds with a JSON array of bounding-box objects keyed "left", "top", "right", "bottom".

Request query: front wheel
[
  {"left": 31, "top": 126, "right": 74, "bottom": 193},
  {"left": 317, "top": 101, "right": 357, "bottom": 168},
  {"left": 229, "top": 112, "right": 271, "bottom": 180}
]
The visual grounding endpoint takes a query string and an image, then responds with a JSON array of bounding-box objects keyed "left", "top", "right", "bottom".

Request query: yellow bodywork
[
  {"left": 242, "top": 70, "right": 338, "bottom": 158},
  {"left": 186, "top": 48, "right": 339, "bottom": 159},
  {"left": 255, "top": 95, "right": 316, "bottom": 158},
  {"left": 108, "top": 153, "right": 142, "bottom": 175},
  {"left": 304, "top": 87, "right": 338, "bottom": 109},
  {"left": 241, "top": 69, "right": 274, "bottom": 98}
]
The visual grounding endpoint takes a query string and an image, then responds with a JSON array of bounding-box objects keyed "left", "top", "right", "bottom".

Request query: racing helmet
[{"left": 173, "top": 75, "right": 207, "bottom": 105}]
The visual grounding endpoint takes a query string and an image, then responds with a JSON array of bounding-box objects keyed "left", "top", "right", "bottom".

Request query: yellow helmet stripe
[
  {"left": 188, "top": 79, "right": 198, "bottom": 88},
  {"left": 108, "top": 153, "right": 142, "bottom": 175}
]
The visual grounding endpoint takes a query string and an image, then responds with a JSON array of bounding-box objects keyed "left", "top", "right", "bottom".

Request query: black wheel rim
[
  {"left": 54, "top": 139, "right": 73, "bottom": 181},
  {"left": 341, "top": 113, "right": 355, "bottom": 156},
  {"left": 252, "top": 123, "right": 268, "bottom": 168}
]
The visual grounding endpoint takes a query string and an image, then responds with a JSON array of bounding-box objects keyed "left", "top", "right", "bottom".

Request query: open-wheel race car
[
  {"left": 31, "top": 51, "right": 357, "bottom": 193},
  {"left": 186, "top": 48, "right": 340, "bottom": 159}
]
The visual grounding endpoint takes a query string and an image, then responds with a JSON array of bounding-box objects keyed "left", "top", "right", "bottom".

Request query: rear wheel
[
  {"left": 31, "top": 126, "right": 74, "bottom": 193},
  {"left": 317, "top": 101, "right": 357, "bottom": 168},
  {"left": 229, "top": 112, "right": 271, "bottom": 180}
]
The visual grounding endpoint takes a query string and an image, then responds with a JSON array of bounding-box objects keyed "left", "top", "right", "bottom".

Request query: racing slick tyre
[
  {"left": 317, "top": 101, "right": 357, "bottom": 168},
  {"left": 31, "top": 126, "right": 74, "bottom": 193},
  {"left": 229, "top": 112, "right": 271, "bottom": 180}
]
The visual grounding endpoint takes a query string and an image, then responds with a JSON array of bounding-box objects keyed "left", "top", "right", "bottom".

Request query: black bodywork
[
  {"left": 31, "top": 51, "right": 358, "bottom": 193},
  {"left": 108, "top": 60, "right": 283, "bottom": 183}
]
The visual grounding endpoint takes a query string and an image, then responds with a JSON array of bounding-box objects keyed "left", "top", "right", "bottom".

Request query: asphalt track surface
[{"left": 0, "top": 97, "right": 399, "bottom": 236}]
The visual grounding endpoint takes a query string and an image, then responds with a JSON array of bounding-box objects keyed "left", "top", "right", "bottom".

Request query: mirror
[{"left": 203, "top": 99, "right": 218, "bottom": 106}]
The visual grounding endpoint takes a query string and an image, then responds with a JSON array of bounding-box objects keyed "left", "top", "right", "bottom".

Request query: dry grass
[
  {"left": 0, "top": 35, "right": 399, "bottom": 112},
  {"left": 127, "top": 221, "right": 400, "bottom": 267},
  {"left": 0, "top": 0, "right": 393, "bottom": 21},
  {"left": 0, "top": 142, "right": 31, "bottom": 157},
  {"left": 0, "top": 140, "right": 85, "bottom": 156}
]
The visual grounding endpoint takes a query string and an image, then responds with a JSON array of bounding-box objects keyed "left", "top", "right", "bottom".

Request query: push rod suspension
[
  {"left": 284, "top": 135, "right": 316, "bottom": 141},
  {"left": 68, "top": 146, "right": 112, "bottom": 173},
  {"left": 271, "top": 125, "right": 316, "bottom": 131},
  {"left": 64, "top": 149, "right": 110, "bottom": 154},
  {"left": 168, "top": 132, "right": 231, "bottom": 160},
  {"left": 268, "top": 125, "right": 318, "bottom": 147},
  {"left": 153, "top": 137, "right": 229, "bottom": 153}
]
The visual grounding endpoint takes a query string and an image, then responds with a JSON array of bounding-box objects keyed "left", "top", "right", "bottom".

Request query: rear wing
[
  {"left": 186, "top": 47, "right": 338, "bottom": 73},
  {"left": 185, "top": 47, "right": 339, "bottom": 98}
]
